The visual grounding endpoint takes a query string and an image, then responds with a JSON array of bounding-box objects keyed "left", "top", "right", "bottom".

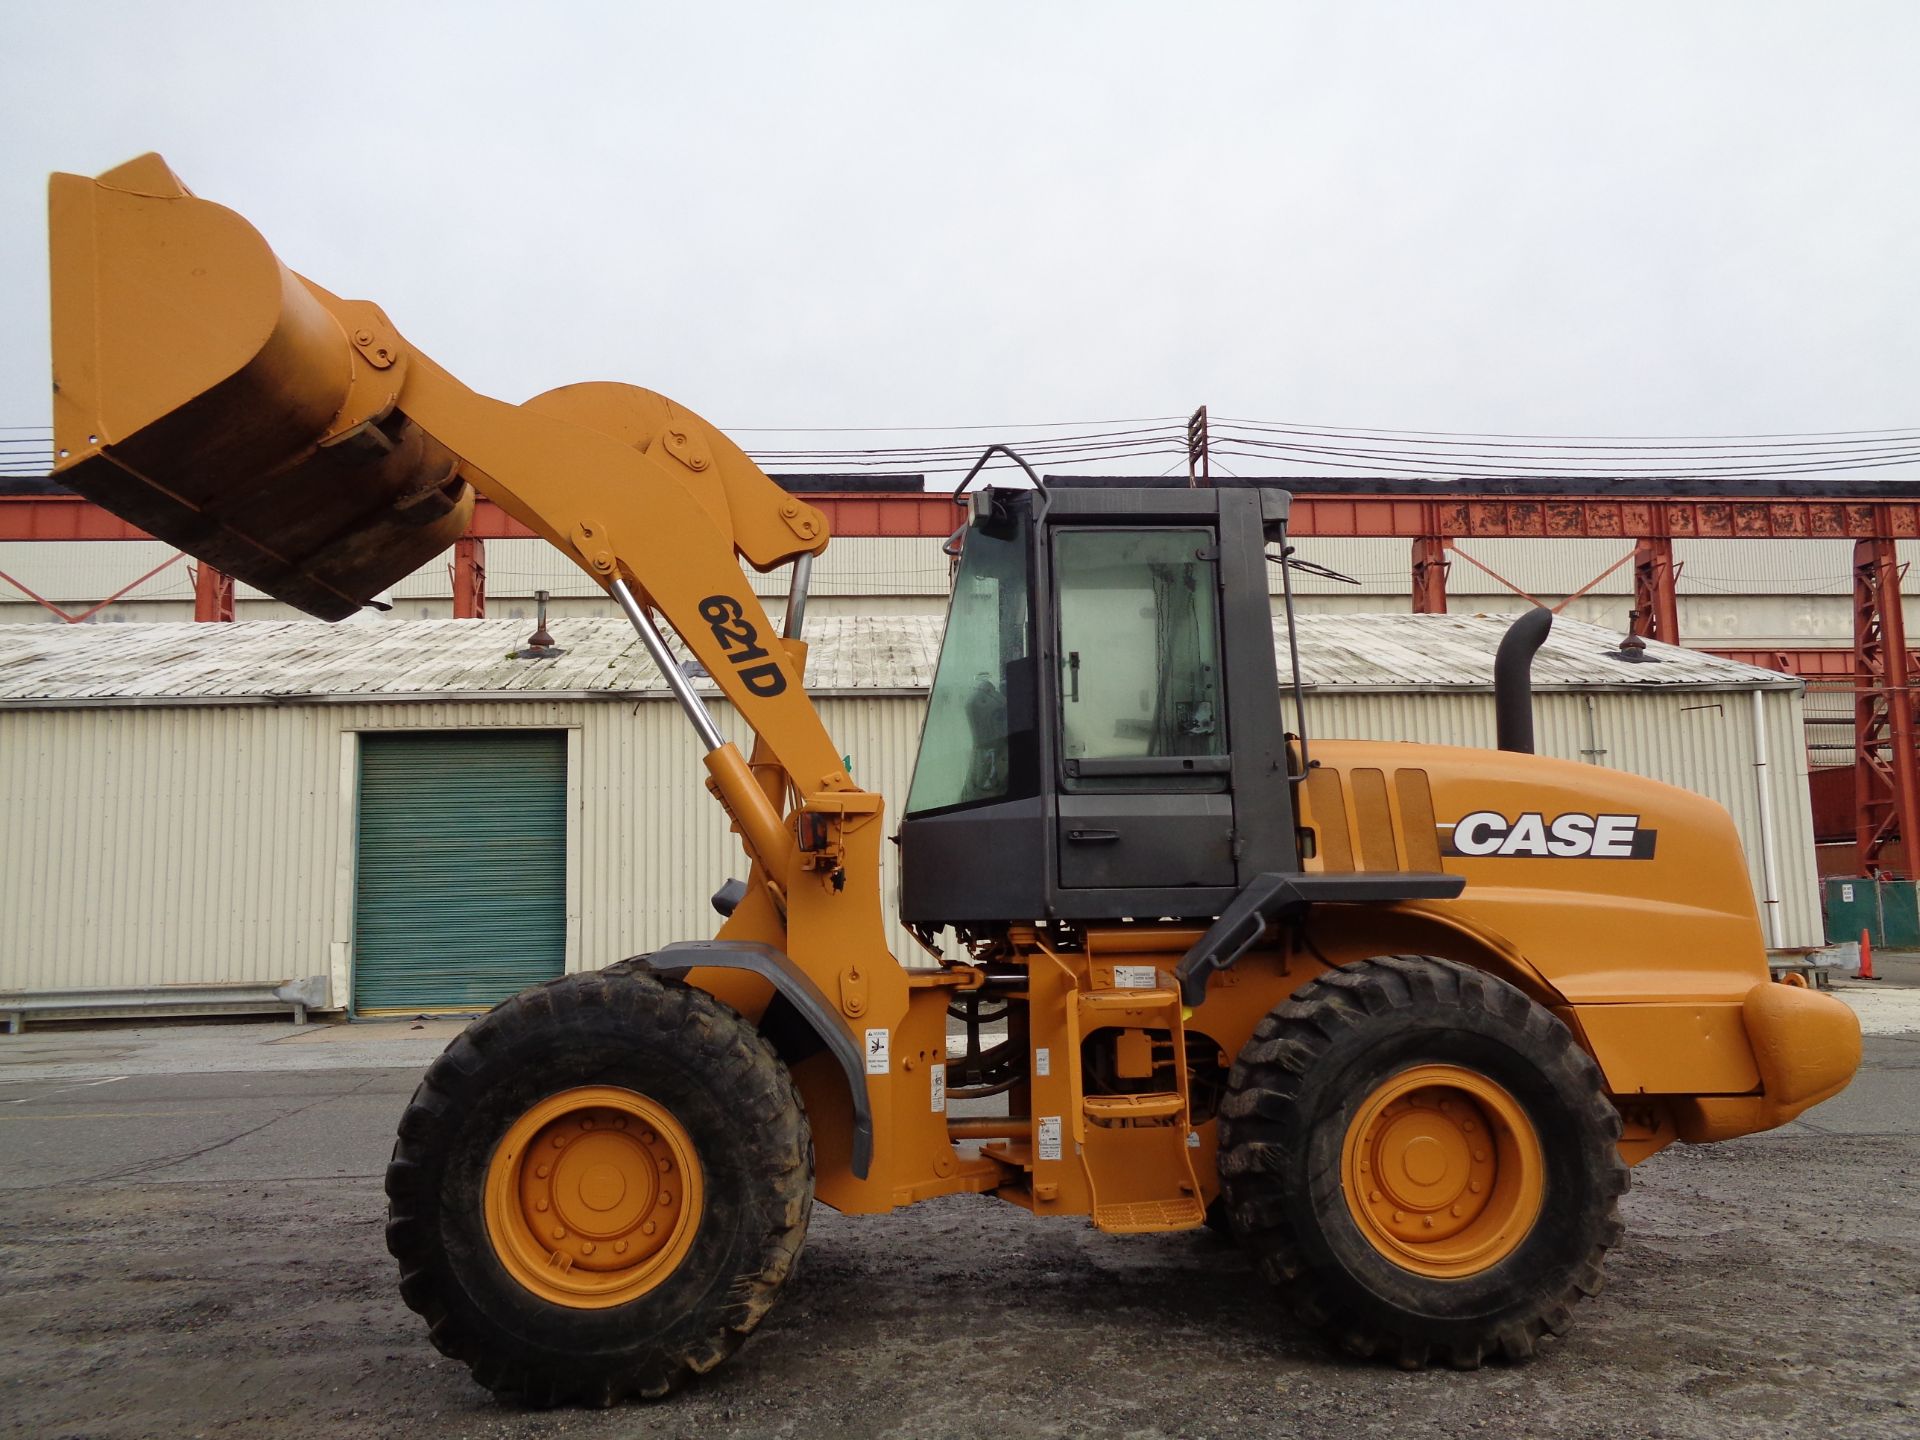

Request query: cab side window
[{"left": 1054, "top": 529, "right": 1227, "bottom": 770}]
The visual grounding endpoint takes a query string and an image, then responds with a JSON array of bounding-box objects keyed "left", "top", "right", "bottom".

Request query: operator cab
[{"left": 898, "top": 482, "right": 1299, "bottom": 928}]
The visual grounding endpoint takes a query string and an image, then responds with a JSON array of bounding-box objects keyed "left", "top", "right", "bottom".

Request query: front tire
[
  {"left": 384, "top": 967, "right": 813, "bottom": 1406},
  {"left": 1218, "top": 956, "right": 1626, "bottom": 1369}
]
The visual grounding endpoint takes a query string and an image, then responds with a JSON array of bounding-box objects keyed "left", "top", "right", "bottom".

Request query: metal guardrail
[{"left": 0, "top": 976, "right": 328, "bottom": 1034}]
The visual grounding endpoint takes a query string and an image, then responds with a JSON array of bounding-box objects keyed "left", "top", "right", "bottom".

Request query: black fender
[
  {"left": 1176, "top": 871, "right": 1466, "bottom": 1006},
  {"left": 633, "top": 940, "right": 874, "bottom": 1179}
]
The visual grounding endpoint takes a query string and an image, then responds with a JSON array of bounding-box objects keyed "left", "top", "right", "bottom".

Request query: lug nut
[{"left": 643, "top": 1221, "right": 656, "bottom": 1236}]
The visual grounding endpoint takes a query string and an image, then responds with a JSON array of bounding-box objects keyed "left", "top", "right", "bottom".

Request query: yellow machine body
[
  {"left": 899, "top": 739, "right": 1861, "bottom": 1224},
  {"left": 46, "top": 155, "right": 1859, "bottom": 1234}
]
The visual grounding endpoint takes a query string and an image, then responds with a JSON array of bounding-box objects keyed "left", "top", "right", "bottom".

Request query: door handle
[{"left": 1067, "top": 828, "right": 1121, "bottom": 843}]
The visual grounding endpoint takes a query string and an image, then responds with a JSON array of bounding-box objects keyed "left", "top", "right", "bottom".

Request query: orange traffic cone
[{"left": 1858, "top": 928, "right": 1877, "bottom": 981}]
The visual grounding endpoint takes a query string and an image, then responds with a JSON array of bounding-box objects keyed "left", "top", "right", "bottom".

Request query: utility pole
[{"left": 1186, "top": 405, "right": 1210, "bottom": 488}]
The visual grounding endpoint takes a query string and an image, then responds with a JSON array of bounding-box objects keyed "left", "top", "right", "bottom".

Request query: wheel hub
[
  {"left": 485, "top": 1085, "right": 703, "bottom": 1307},
  {"left": 1340, "top": 1064, "right": 1543, "bottom": 1278}
]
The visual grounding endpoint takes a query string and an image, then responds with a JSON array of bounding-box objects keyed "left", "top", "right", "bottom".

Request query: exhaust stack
[{"left": 1494, "top": 607, "right": 1553, "bottom": 754}]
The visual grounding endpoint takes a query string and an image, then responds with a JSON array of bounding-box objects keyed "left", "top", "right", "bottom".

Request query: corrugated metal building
[{"left": 0, "top": 612, "right": 1818, "bottom": 1015}]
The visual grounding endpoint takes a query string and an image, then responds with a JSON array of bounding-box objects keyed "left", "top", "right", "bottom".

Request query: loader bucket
[{"left": 47, "top": 154, "right": 473, "bottom": 620}]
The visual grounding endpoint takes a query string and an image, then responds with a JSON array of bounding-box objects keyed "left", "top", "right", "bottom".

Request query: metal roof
[
  {"left": 0, "top": 612, "right": 1793, "bottom": 707},
  {"left": 1289, "top": 612, "right": 1795, "bottom": 692},
  {"left": 0, "top": 616, "right": 939, "bottom": 706}
]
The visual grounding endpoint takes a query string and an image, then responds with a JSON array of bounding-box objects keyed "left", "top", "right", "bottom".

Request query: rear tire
[
  {"left": 384, "top": 967, "right": 813, "bottom": 1406},
  {"left": 1217, "top": 956, "right": 1626, "bottom": 1369}
]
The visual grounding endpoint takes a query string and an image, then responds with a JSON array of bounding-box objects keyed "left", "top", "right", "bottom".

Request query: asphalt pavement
[{"left": 0, "top": 984, "right": 1915, "bottom": 1440}]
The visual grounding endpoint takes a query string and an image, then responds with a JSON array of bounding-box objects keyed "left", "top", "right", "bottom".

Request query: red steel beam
[
  {"left": 469, "top": 502, "right": 537, "bottom": 540},
  {"left": 1627, "top": 536, "right": 1681, "bottom": 643},
  {"left": 814, "top": 492, "right": 1920, "bottom": 541},
  {"left": 1284, "top": 495, "right": 1920, "bottom": 540},
  {"left": 0, "top": 495, "right": 153, "bottom": 540},
  {"left": 191, "top": 563, "right": 235, "bottom": 622},
  {"left": 1704, "top": 648, "right": 1859, "bottom": 678},
  {"left": 803, "top": 493, "right": 959, "bottom": 539},
  {"left": 1410, "top": 536, "right": 1448, "bottom": 614},
  {"left": 0, "top": 496, "right": 542, "bottom": 542},
  {"left": 452, "top": 536, "right": 487, "bottom": 619},
  {"left": 1853, "top": 535, "right": 1920, "bottom": 877},
  {"left": 11, "top": 490, "right": 1920, "bottom": 542}
]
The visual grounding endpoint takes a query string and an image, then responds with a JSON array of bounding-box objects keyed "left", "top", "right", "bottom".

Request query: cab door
[{"left": 1051, "top": 526, "right": 1237, "bottom": 891}]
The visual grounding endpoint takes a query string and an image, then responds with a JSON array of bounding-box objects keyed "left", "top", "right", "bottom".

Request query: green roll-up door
[{"left": 353, "top": 730, "right": 567, "bottom": 1012}]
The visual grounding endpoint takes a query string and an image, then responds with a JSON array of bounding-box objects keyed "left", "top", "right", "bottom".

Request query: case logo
[
  {"left": 1442, "top": 811, "right": 1656, "bottom": 860},
  {"left": 697, "top": 594, "right": 788, "bottom": 697}
]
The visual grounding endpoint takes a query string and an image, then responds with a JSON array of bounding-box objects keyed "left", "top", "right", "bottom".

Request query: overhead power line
[
  {"left": 1214, "top": 419, "right": 1920, "bottom": 453},
  {"left": 1213, "top": 418, "right": 1920, "bottom": 442},
  {"left": 6, "top": 412, "right": 1920, "bottom": 483},
  {"left": 720, "top": 415, "right": 1185, "bottom": 433}
]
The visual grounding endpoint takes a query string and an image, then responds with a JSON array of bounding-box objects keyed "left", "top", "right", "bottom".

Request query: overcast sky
[{"left": 3, "top": 1, "right": 1916, "bottom": 471}]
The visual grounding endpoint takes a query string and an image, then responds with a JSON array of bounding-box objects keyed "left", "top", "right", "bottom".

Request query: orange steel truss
[{"left": 1850, "top": 536, "right": 1920, "bottom": 877}]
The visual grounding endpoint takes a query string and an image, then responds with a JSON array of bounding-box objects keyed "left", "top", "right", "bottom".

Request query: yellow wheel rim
[
  {"left": 1340, "top": 1064, "right": 1544, "bottom": 1279},
  {"left": 483, "top": 1085, "right": 704, "bottom": 1309}
]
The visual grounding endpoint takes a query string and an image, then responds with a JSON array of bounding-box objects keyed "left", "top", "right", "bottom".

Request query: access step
[
  {"left": 1083, "top": 1090, "right": 1183, "bottom": 1122},
  {"left": 1078, "top": 986, "right": 1182, "bottom": 1021},
  {"left": 1092, "top": 1196, "right": 1207, "bottom": 1233}
]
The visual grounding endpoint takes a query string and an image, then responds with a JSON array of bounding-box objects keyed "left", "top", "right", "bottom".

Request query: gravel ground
[{"left": 0, "top": 1019, "right": 1914, "bottom": 1440}]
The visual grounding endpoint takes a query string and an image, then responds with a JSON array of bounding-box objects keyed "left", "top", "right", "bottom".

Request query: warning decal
[{"left": 1037, "top": 1115, "right": 1062, "bottom": 1162}]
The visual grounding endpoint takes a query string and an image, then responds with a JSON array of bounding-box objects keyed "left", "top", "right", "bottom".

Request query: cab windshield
[{"left": 904, "top": 512, "right": 1036, "bottom": 815}]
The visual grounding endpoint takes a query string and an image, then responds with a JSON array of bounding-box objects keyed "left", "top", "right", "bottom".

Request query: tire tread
[
  {"left": 384, "top": 965, "right": 813, "bottom": 1406},
  {"left": 1219, "top": 955, "right": 1628, "bottom": 1370}
]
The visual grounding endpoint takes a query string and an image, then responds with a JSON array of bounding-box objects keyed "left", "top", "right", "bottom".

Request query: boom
[{"left": 49, "top": 153, "right": 928, "bottom": 1206}]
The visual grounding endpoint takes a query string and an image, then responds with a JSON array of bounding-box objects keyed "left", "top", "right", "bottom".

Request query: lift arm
[{"left": 47, "top": 157, "right": 915, "bottom": 1163}]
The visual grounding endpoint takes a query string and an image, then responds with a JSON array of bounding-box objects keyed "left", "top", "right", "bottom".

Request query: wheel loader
[{"left": 45, "top": 155, "right": 1862, "bottom": 1404}]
